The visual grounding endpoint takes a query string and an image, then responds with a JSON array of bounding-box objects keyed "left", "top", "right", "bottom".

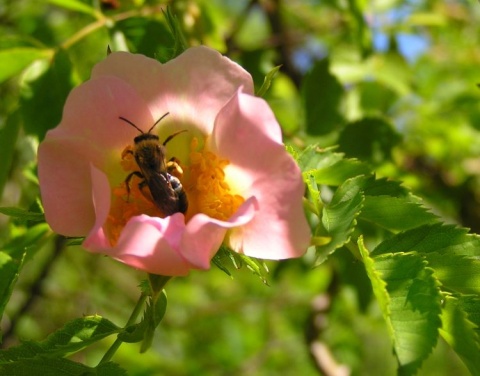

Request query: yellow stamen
[
  {"left": 105, "top": 137, "right": 245, "bottom": 245},
  {"left": 184, "top": 137, "right": 245, "bottom": 222}
]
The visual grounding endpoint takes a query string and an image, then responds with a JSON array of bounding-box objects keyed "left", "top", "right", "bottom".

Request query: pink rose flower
[{"left": 38, "top": 46, "right": 310, "bottom": 276}]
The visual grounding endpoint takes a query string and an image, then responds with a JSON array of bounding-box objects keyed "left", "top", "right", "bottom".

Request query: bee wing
[{"left": 143, "top": 171, "right": 179, "bottom": 216}]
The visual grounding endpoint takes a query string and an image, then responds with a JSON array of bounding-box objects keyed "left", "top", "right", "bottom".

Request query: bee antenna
[
  {"left": 147, "top": 112, "right": 170, "bottom": 134},
  {"left": 163, "top": 129, "right": 188, "bottom": 146},
  {"left": 119, "top": 116, "right": 144, "bottom": 134}
]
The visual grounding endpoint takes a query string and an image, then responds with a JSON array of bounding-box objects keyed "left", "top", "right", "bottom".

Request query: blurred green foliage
[{"left": 1, "top": 0, "right": 480, "bottom": 375}]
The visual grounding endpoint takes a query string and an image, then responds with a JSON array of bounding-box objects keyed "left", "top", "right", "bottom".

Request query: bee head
[
  {"left": 119, "top": 112, "right": 170, "bottom": 138},
  {"left": 133, "top": 133, "right": 160, "bottom": 144},
  {"left": 119, "top": 113, "right": 188, "bottom": 148}
]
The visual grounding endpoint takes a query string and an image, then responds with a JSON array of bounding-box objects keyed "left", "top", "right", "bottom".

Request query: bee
[{"left": 119, "top": 113, "right": 188, "bottom": 216}]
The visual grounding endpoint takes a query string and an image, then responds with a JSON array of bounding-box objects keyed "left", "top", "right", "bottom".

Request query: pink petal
[
  {"left": 56, "top": 75, "right": 155, "bottom": 150},
  {"left": 83, "top": 164, "right": 114, "bottom": 249},
  {"left": 111, "top": 214, "right": 192, "bottom": 276},
  {"left": 212, "top": 91, "right": 310, "bottom": 259},
  {"left": 211, "top": 89, "right": 283, "bottom": 163},
  {"left": 82, "top": 166, "right": 193, "bottom": 276},
  {"left": 91, "top": 46, "right": 254, "bottom": 135},
  {"left": 38, "top": 76, "right": 154, "bottom": 236},
  {"left": 38, "top": 137, "right": 98, "bottom": 236},
  {"left": 180, "top": 197, "right": 258, "bottom": 269}
]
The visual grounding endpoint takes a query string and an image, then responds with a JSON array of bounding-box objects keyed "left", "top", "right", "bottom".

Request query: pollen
[{"left": 184, "top": 137, "right": 245, "bottom": 222}]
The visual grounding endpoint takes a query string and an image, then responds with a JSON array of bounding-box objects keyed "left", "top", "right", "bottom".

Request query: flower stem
[
  {"left": 59, "top": 5, "right": 165, "bottom": 51},
  {"left": 98, "top": 293, "right": 148, "bottom": 365},
  {"left": 98, "top": 275, "right": 172, "bottom": 365}
]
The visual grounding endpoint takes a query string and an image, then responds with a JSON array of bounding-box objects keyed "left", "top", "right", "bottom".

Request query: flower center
[
  {"left": 183, "top": 138, "right": 245, "bottom": 222},
  {"left": 104, "top": 137, "right": 245, "bottom": 246}
]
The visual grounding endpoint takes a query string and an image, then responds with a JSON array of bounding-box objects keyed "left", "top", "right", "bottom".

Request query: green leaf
[
  {"left": 236, "top": 254, "right": 269, "bottom": 285},
  {"left": 0, "top": 357, "right": 93, "bottom": 376},
  {"left": 363, "top": 176, "right": 409, "bottom": 198},
  {"left": 116, "top": 17, "right": 172, "bottom": 58},
  {"left": 0, "top": 112, "right": 21, "bottom": 196},
  {"left": 372, "top": 224, "right": 480, "bottom": 257},
  {"left": 315, "top": 175, "right": 365, "bottom": 264},
  {"left": 457, "top": 294, "right": 480, "bottom": 329},
  {"left": 0, "top": 207, "right": 45, "bottom": 222},
  {"left": 305, "top": 174, "right": 322, "bottom": 216},
  {"left": 0, "top": 358, "right": 126, "bottom": 376},
  {"left": 298, "top": 146, "right": 371, "bottom": 186},
  {"left": 358, "top": 80, "right": 397, "bottom": 113},
  {"left": 95, "top": 361, "right": 128, "bottom": 376},
  {"left": 47, "top": 0, "right": 100, "bottom": 18},
  {"left": 0, "top": 315, "right": 120, "bottom": 361},
  {"left": 211, "top": 248, "right": 234, "bottom": 277},
  {"left": 0, "top": 48, "right": 52, "bottom": 84},
  {"left": 256, "top": 65, "right": 281, "bottom": 97},
  {"left": 140, "top": 291, "right": 168, "bottom": 353},
  {"left": 0, "top": 252, "right": 23, "bottom": 341},
  {"left": 302, "top": 59, "right": 344, "bottom": 135},
  {"left": 360, "top": 195, "right": 438, "bottom": 231},
  {"left": 20, "top": 49, "right": 74, "bottom": 140},
  {"left": 359, "top": 239, "right": 442, "bottom": 375},
  {"left": 210, "top": 246, "right": 269, "bottom": 283},
  {"left": 65, "top": 237, "right": 84, "bottom": 246},
  {"left": 358, "top": 237, "right": 392, "bottom": 332},
  {"left": 162, "top": 7, "right": 189, "bottom": 59},
  {"left": 309, "top": 159, "right": 371, "bottom": 187},
  {"left": 0, "top": 224, "right": 51, "bottom": 322},
  {"left": 425, "top": 254, "right": 480, "bottom": 295},
  {"left": 338, "top": 117, "right": 401, "bottom": 163},
  {"left": 439, "top": 295, "right": 480, "bottom": 376}
]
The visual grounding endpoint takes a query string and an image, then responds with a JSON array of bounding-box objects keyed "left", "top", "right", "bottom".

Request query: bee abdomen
[{"left": 168, "top": 174, "right": 188, "bottom": 214}]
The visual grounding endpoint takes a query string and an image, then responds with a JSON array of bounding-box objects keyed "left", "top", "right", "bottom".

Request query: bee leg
[
  {"left": 124, "top": 171, "right": 144, "bottom": 201},
  {"left": 168, "top": 174, "right": 188, "bottom": 214},
  {"left": 167, "top": 157, "right": 184, "bottom": 178},
  {"left": 121, "top": 146, "right": 134, "bottom": 159}
]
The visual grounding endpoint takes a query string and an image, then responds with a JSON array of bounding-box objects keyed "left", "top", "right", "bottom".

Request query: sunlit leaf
[
  {"left": 0, "top": 48, "right": 52, "bottom": 84},
  {"left": 425, "top": 254, "right": 480, "bottom": 295},
  {"left": 315, "top": 175, "right": 365, "bottom": 264},
  {"left": 372, "top": 224, "right": 480, "bottom": 257},
  {"left": 439, "top": 295, "right": 480, "bottom": 376},
  {"left": 305, "top": 174, "right": 322, "bottom": 216},
  {"left": 360, "top": 195, "right": 438, "bottom": 231},
  {"left": 359, "top": 239, "right": 442, "bottom": 374},
  {"left": 47, "top": 0, "right": 100, "bottom": 18},
  {"left": 298, "top": 146, "right": 371, "bottom": 186}
]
